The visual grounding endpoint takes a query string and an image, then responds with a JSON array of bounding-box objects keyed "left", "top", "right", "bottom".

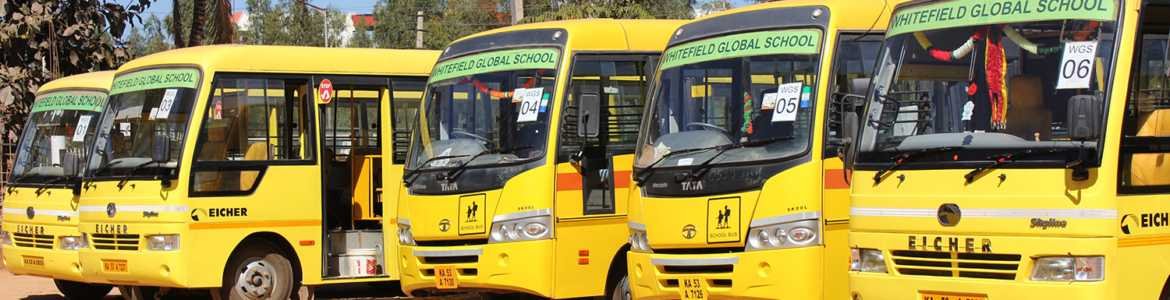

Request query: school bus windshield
[
  {"left": 87, "top": 68, "right": 200, "bottom": 178},
  {"left": 407, "top": 48, "right": 559, "bottom": 173},
  {"left": 10, "top": 90, "right": 107, "bottom": 184},
  {"left": 857, "top": 0, "right": 1118, "bottom": 165},
  {"left": 635, "top": 28, "right": 822, "bottom": 169}
]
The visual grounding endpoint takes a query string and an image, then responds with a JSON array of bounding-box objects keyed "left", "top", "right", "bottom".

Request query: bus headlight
[
  {"left": 490, "top": 209, "right": 553, "bottom": 243},
  {"left": 145, "top": 234, "right": 180, "bottom": 251},
  {"left": 746, "top": 215, "right": 820, "bottom": 251},
  {"left": 1031, "top": 256, "right": 1103, "bottom": 282},
  {"left": 59, "top": 234, "right": 88, "bottom": 250},
  {"left": 0, "top": 231, "right": 10, "bottom": 245},
  {"left": 628, "top": 223, "right": 651, "bottom": 253},
  {"left": 850, "top": 248, "right": 887, "bottom": 273},
  {"left": 397, "top": 221, "right": 415, "bottom": 246}
]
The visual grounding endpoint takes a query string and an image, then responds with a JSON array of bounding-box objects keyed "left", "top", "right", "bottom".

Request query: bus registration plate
[
  {"left": 921, "top": 292, "right": 986, "bottom": 300},
  {"left": 678, "top": 277, "right": 708, "bottom": 300},
  {"left": 102, "top": 260, "right": 128, "bottom": 273},
  {"left": 434, "top": 265, "right": 458, "bottom": 289}
]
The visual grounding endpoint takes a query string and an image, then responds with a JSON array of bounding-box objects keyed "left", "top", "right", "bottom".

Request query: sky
[{"left": 142, "top": 0, "right": 754, "bottom": 18}]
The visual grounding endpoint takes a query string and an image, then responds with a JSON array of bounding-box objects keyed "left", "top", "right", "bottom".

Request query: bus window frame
[
  {"left": 824, "top": 32, "right": 884, "bottom": 159},
  {"left": 188, "top": 72, "right": 320, "bottom": 197},
  {"left": 1119, "top": 2, "right": 1170, "bottom": 195}
]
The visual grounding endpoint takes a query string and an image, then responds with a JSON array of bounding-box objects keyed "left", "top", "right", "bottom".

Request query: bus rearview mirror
[
  {"left": 578, "top": 93, "right": 601, "bottom": 138},
  {"left": 1067, "top": 95, "right": 1102, "bottom": 141}
]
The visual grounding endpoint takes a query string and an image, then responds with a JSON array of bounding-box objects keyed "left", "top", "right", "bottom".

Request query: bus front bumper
[
  {"left": 1, "top": 223, "right": 86, "bottom": 282},
  {"left": 850, "top": 231, "right": 1111, "bottom": 300},
  {"left": 78, "top": 222, "right": 189, "bottom": 287},
  {"left": 400, "top": 239, "right": 554, "bottom": 297},
  {"left": 627, "top": 246, "right": 822, "bottom": 300}
]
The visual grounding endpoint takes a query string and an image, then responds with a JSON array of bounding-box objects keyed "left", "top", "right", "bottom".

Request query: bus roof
[
  {"left": 116, "top": 45, "right": 440, "bottom": 77},
  {"left": 38, "top": 70, "right": 115, "bottom": 95},
  {"left": 450, "top": 18, "right": 687, "bottom": 55},
  {"left": 699, "top": 0, "right": 904, "bottom": 31}
]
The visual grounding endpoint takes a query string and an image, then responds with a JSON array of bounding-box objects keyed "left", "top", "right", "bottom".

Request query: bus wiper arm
[
  {"left": 116, "top": 160, "right": 167, "bottom": 190},
  {"left": 34, "top": 176, "right": 71, "bottom": 195},
  {"left": 964, "top": 148, "right": 1081, "bottom": 183},
  {"left": 632, "top": 145, "right": 725, "bottom": 185},
  {"left": 443, "top": 146, "right": 534, "bottom": 182},
  {"left": 403, "top": 154, "right": 470, "bottom": 185},
  {"left": 685, "top": 136, "right": 795, "bottom": 181},
  {"left": 873, "top": 146, "right": 963, "bottom": 184}
]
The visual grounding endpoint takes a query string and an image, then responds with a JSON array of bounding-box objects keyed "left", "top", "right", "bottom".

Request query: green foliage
[
  {"left": 370, "top": 0, "right": 437, "bottom": 48},
  {"left": 524, "top": 0, "right": 694, "bottom": 22},
  {"left": 241, "top": 0, "right": 346, "bottom": 47},
  {"left": 127, "top": 15, "right": 171, "bottom": 58},
  {"left": 425, "top": 0, "right": 505, "bottom": 49},
  {"left": 0, "top": 0, "right": 150, "bottom": 143}
]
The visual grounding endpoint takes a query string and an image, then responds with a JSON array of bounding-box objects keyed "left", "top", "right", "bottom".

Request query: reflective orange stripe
[
  {"left": 189, "top": 219, "right": 320, "bottom": 230},
  {"left": 1119, "top": 234, "right": 1170, "bottom": 248},
  {"left": 557, "top": 173, "right": 583, "bottom": 191},
  {"left": 824, "top": 169, "right": 850, "bottom": 189}
]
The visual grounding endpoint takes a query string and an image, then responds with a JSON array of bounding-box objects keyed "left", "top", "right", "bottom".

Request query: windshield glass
[
  {"left": 857, "top": 0, "right": 1117, "bottom": 163},
  {"left": 635, "top": 29, "right": 823, "bottom": 168},
  {"left": 87, "top": 68, "right": 200, "bottom": 178},
  {"left": 10, "top": 90, "right": 107, "bottom": 184},
  {"left": 406, "top": 48, "right": 560, "bottom": 171}
]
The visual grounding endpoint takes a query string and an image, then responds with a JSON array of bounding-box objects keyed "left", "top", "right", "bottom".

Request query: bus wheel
[
  {"left": 117, "top": 286, "right": 159, "bottom": 300},
  {"left": 53, "top": 280, "right": 112, "bottom": 300},
  {"left": 608, "top": 275, "right": 631, "bottom": 300},
  {"left": 221, "top": 244, "right": 295, "bottom": 300}
]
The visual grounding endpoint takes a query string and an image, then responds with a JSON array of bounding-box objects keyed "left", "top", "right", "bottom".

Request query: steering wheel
[
  {"left": 451, "top": 129, "right": 489, "bottom": 143},
  {"left": 686, "top": 122, "right": 728, "bottom": 134}
]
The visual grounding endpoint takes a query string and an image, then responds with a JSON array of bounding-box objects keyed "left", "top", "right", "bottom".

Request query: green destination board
[
  {"left": 660, "top": 29, "right": 822, "bottom": 70},
  {"left": 888, "top": 0, "right": 1116, "bottom": 37},
  {"left": 31, "top": 90, "right": 108, "bottom": 113},
  {"left": 110, "top": 68, "right": 200, "bottom": 95},
  {"left": 430, "top": 48, "right": 560, "bottom": 84}
]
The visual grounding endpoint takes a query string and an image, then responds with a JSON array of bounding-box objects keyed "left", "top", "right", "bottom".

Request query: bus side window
[
  {"left": 391, "top": 78, "right": 426, "bottom": 164},
  {"left": 191, "top": 77, "right": 313, "bottom": 195},
  {"left": 826, "top": 33, "right": 882, "bottom": 158},
  {"left": 1120, "top": 7, "right": 1170, "bottom": 193}
]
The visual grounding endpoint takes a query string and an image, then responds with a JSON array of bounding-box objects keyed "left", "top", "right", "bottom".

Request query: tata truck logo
[
  {"left": 439, "top": 219, "right": 451, "bottom": 232},
  {"left": 682, "top": 224, "right": 696, "bottom": 240},
  {"left": 681, "top": 180, "right": 704, "bottom": 191},
  {"left": 937, "top": 203, "right": 961, "bottom": 227},
  {"left": 441, "top": 182, "right": 459, "bottom": 192},
  {"left": 25, "top": 207, "right": 34, "bottom": 219},
  {"left": 106, "top": 203, "right": 117, "bottom": 218}
]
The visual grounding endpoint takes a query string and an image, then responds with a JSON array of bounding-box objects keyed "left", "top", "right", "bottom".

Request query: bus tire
[
  {"left": 117, "top": 286, "right": 159, "bottom": 300},
  {"left": 53, "top": 280, "right": 112, "bottom": 300},
  {"left": 220, "top": 242, "right": 296, "bottom": 300},
  {"left": 1160, "top": 276, "right": 1170, "bottom": 300},
  {"left": 608, "top": 275, "right": 631, "bottom": 300}
]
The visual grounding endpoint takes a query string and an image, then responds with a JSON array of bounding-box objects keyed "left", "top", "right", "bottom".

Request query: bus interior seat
[
  {"left": 1005, "top": 75, "right": 1051, "bottom": 140},
  {"left": 239, "top": 141, "right": 268, "bottom": 188},
  {"left": 1130, "top": 108, "right": 1170, "bottom": 186}
]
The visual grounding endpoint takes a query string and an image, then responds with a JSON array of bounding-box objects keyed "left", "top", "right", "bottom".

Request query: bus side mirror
[
  {"left": 1067, "top": 95, "right": 1102, "bottom": 141},
  {"left": 152, "top": 132, "right": 171, "bottom": 163},
  {"left": 578, "top": 93, "right": 601, "bottom": 138}
]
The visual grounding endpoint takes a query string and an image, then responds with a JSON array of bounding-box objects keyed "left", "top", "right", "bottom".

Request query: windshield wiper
[
  {"left": 873, "top": 146, "right": 963, "bottom": 184},
  {"left": 116, "top": 160, "right": 167, "bottom": 190},
  {"left": 442, "top": 146, "right": 535, "bottom": 182},
  {"left": 684, "top": 136, "right": 796, "bottom": 181},
  {"left": 633, "top": 145, "right": 727, "bottom": 185},
  {"left": 33, "top": 176, "right": 74, "bottom": 195},
  {"left": 963, "top": 148, "right": 1080, "bottom": 184},
  {"left": 402, "top": 154, "right": 470, "bottom": 185}
]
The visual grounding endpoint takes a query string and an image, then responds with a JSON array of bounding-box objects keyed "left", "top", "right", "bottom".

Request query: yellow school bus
[
  {"left": 397, "top": 19, "right": 683, "bottom": 298},
  {"left": 74, "top": 45, "right": 438, "bottom": 299},
  {"left": 849, "top": 0, "right": 1170, "bottom": 299},
  {"left": 1, "top": 71, "right": 115, "bottom": 299},
  {"left": 625, "top": 0, "right": 903, "bottom": 299}
]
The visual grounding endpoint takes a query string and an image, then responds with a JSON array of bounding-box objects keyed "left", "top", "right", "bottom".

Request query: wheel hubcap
[{"left": 236, "top": 261, "right": 275, "bottom": 299}]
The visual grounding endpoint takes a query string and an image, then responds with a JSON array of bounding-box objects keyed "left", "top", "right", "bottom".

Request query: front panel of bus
[
  {"left": 398, "top": 28, "right": 659, "bottom": 298},
  {"left": 1, "top": 88, "right": 107, "bottom": 282},
  {"left": 849, "top": 0, "right": 1131, "bottom": 299},
  {"left": 625, "top": 5, "right": 866, "bottom": 300}
]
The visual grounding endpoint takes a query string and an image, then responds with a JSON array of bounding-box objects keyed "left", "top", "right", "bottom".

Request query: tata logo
[
  {"left": 441, "top": 182, "right": 459, "bottom": 192},
  {"left": 106, "top": 203, "right": 117, "bottom": 218},
  {"left": 681, "top": 180, "right": 704, "bottom": 191},
  {"left": 937, "top": 203, "right": 961, "bottom": 227},
  {"left": 26, "top": 207, "right": 34, "bottom": 219},
  {"left": 439, "top": 219, "right": 451, "bottom": 232},
  {"left": 681, "top": 224, "right": 696, "bottom": 240}
]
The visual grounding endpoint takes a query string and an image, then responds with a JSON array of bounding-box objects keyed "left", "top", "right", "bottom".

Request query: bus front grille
[
  {"left": 891, "top": 250, "right": 1021, "bottom": 280},
  {"left": 91, "top": 234, "right": 140, "bottom": 251},
  {"left": 13, "top": 233, "right": 54, "bottom": 249}
]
